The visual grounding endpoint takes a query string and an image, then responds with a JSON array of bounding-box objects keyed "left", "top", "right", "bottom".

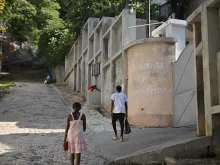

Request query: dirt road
[{"left": 0, "top": 82, "right": 112, "bottom": 165}]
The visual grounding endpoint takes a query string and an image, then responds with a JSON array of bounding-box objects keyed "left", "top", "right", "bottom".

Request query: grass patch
[
  {"left": 0, "top": 79, "right": 15, "bottom": 90},
  {"left": 0, "top": 75, "right": 15, "bottom": 99}
]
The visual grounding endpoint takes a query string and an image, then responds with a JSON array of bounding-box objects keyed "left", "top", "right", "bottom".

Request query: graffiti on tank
[
  {"left": 136, "top": 73, "right": 149, "bottom": 84},
  {"left": 140, "top": 62, "right": 164, "bottom": 70},
  {"left": 129, "top": 61, "right": 164, "bottom": 73},
  {"left": 130, "top": 87, "right": 167, "bottom": 97}
]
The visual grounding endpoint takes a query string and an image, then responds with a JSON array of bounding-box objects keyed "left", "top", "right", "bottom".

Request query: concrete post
[
  {"left": 100, "top": 28, "right": 104, "bottom": 105},
  {"left": 122, "top": 9, "right": 136, "bottom": 46},
  {"left": 193, "top": 22, "right": 206, "bottom": 136},
  {"left": 122, "top": 9, "right": 136, "bottom": 95},
  {"left": 202, "top": 7, "right": 220, "bottom": 136}
]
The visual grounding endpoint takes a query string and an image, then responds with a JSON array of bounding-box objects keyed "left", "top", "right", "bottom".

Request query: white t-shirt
[{"left": 111, "top": 92, "right": 128, "bottom": 114}]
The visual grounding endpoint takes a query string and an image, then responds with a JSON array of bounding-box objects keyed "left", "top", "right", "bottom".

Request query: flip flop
[
  {"left": 120, "top": 137, "right": 124, "bottom": 142},
  {"left": 112, "top": 136, "right": 118, "bottom": 140}
]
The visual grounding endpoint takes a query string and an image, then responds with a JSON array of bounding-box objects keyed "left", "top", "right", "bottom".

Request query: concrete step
[{"left": 114, "top": 136, "right": 211, "bottom": 164}]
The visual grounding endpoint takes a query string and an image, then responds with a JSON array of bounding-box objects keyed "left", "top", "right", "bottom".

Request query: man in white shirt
[{"left": 110, "top": 86, "right": 128, "bottom": 142}]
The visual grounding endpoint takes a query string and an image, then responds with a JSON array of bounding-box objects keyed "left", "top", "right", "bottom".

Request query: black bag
[{"left": 124, "top": 119, "right": 131, "bottom": 134}]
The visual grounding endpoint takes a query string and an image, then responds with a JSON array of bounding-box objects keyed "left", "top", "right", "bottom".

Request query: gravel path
[{"left": 0, "top": 83, "right": 114, "bottom": 165}]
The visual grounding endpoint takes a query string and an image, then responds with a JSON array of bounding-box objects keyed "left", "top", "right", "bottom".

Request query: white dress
[{"left": 67, "top": 113, "right": 87, "bottom": 153}]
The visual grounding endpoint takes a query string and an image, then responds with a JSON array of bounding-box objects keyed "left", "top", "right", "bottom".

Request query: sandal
[
  {"left": 120, "top": 137, "right": 124, "bottom": 142},
  {"left": 112, "top": 136, "right": 118, "bottom": 140}
]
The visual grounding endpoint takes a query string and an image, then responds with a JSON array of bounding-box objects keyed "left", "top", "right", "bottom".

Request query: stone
[{"left": 165, "top": 157, "right": 177, "bottom": 165}]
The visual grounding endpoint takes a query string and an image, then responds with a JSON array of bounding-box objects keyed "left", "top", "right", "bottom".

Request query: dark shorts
[{"left": 112, "top": 113, "right": 125, "bottom": 123}]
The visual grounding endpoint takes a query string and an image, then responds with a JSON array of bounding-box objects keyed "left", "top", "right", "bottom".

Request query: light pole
[
  {"left": 0, "top": 31, "right": 3, "bottom": 72},
  {"left": 145, "top": 0, "right": 151, "bottom": 38},
  {"left": 125, "top": 0, "right": 129, "bottom": 9}
]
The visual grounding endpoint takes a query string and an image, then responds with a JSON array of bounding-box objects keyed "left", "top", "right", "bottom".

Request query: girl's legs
[
  {"left": 75, "top": 153, "right": 81, "bottom": 165},
  {"left": 70, "top": 153, "right": 75, "bottom": 165}
]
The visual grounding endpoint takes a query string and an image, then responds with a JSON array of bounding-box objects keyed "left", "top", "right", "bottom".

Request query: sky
[{"left": 152, "top": 0, "right": 166, "bottom": 5}]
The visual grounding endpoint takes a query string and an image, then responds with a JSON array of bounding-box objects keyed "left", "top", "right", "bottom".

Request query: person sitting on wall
[
  {"left": 110, "top": 85, "right": 128, "bottom": 142},
  {"left": 44, "top": 72, "right": 52, "bottom": 84}
]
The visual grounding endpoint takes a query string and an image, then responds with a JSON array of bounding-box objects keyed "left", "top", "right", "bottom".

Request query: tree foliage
[
  {"left": 0, "top": 0, "right": 6, "bottom": 10},
  {"left": 0, "top": 0, "right": 16, "bottom": 30},
  {"left": 2, "top": 0, "right": 169, "bottom": 66},
  {"left": 28, "top": 0, "right": 62, "bottom": 30},
  {"left": 3, "top": 0, "right": 37, "bottom": 42},
  {"left": 38, "top": 28, "right": 73, "bottom": 66}
]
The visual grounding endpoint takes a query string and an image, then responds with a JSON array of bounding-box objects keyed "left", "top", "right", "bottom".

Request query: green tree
[
  {"left": 3, "top": 0, "right": 37, "bottom": 42},
  {"left": 38, "top": 28, "right": 73, "bottom": 66},
  {"left": 28, "top": 0, "right": 62, "bottom": 30},
  {"left": 28, "top": 0, "right": 63, "bottom": 46}
]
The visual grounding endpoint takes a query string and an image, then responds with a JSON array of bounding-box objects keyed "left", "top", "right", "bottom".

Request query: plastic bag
[{"left": 124, "top": 119, "right": 131, "bottom": 134}]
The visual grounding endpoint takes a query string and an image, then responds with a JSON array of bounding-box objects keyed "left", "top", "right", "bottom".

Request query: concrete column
[
  {"left": 121, "top": 9, "right": 136, "bottom": 94},
  {"left": 82, "top": 29, "right": 88, "bottom": 51},
  {"left": 81, "top": 56, "right": 85, "bottom": 95},
  {"left": 109, "top": 30, "right": 113, "bottom": 58},
  {"left": 122, "top": 9, "right": 136, "bottom": 46},
  {"left": 100, "top": 28, "right": 105, "bottom": 105},
  {"left": 202, "top": 7, "right": 220, "bottom": 136},
  {"left": 193, "top": 23, "right": 206, "bottom": 136},
  {"left": 110, "top": 62, "right": 115, "bottom": 94},
  {"left": 217, "top": 52, "right": 220, "bottom": 104},
  {"left": 123, "top": 51, "right": 128, "bottom": 95},
  {"left": 212, "top": 113, "right": 220, "bottom": 154},
  {"left": 76, "top": 64, "right": 80, "bottom": 92}
]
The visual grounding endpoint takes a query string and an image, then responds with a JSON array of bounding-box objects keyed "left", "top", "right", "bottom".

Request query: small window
[{"left": 92, "top": 62, "right": 100, "bottom": 76}]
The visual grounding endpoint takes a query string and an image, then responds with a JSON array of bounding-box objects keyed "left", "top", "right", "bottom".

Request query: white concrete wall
[
  {"left": 173, "top": 42, "right": 197, "bottom": 127},
  {"left": 153, "top": 19, "right": 187, "bottom": 61},
  {"left": 168, "top": 25, "right": 186, "bottom": 60}
]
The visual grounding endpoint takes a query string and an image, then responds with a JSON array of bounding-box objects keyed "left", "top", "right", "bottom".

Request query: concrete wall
[
  {"left": 54, "top": 65, "right": 65, "bottom": 84},
  {"left": 103, "top": 65, "right": 111, "bottom": 111},
  {"left": 64, "top": 9, "right": 159, "bottom": 114},
  {"left": 125, "top": 38, "right": 175, "bottom": 126},
  {"left": 173, "top": 42, "right": 197, "bottom": 127},
  {"left": 114, "top": 55, "right": 123, "bottom": 88},
  {"left": 65, "top": 45, "right": 75, "bottom": 87}
]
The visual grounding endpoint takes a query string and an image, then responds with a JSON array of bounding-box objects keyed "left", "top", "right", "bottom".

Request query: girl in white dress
[{"left": 64, "top": 102, "right": 87, "bottom": 165}]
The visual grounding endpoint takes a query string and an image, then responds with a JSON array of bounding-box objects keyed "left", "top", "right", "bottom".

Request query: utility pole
[
  {"left": 0, "top": 31, "right": 3, "bottom": 72},
  {"left": 145, "top": 0, "right": 150, "bottom": 38},
  {"left": 125, "top": 0, "right": 129, "bottom": 9}
]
